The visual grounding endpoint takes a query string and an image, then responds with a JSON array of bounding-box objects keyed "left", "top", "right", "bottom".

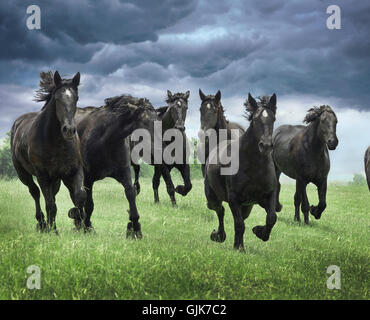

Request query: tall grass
[{"left": 0, "top": 176, "right": 368, "bottom": 300}]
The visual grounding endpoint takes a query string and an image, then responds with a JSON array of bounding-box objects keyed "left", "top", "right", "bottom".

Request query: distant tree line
[{"left": 0, "top": 132, "right": 17, "bottom": 179}]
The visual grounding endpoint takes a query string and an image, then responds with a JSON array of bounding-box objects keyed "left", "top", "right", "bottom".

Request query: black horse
[
  {"left": 365, "top": 146, "right": 370, "bottom": 190},
  {"left": 71, "top": 95, "right": 159, "bottom": 238},
  {"left": 11, "top": 71, "right": 85, "bottom": 233},
  {"left": 198, "top": 89, "right": 244, "bottom": 176},
  {"left": 273, "top": 105, "right": 338, "bottom": 224},
  {"left": 204, "top": 94, "right": 278, "bottom": 250},
  {"left": 131, "top": 90, "right": 192, "bottom": 206}
]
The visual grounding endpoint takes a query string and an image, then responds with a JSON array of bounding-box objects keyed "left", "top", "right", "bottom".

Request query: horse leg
[
  {"left": 152, "top": 165, "right": 161, "bottom": 203},
  {"left": 301, "top": 182, "right": 310, "bottom": 224},
  {"left": 115, "top": 166, "right": 142, "bottom": 239},
  {"left": 294, "top": 180, "right": 303, "bottom": 222},
  {"left": 160, "top": 165, "right": 176, "bottom": 206},
  {"left": 275, "top": 166, "right": 283, "bottom": 212},
  {"left": 37, "top": 176, "right": 58, "bottom": 233},
  {"left": 205, "top": 178, "right": 226, "bottom": 242},
  {"left": 81, "top": 180, "right": 94, "bottom": 232},
  {"left": 228, "top": 197, "right": 245, "bottom": 251},
  {"left": 175, "top": 164, "right": 192, "bottom": 196},
  {"left": 310, "top": 180, "right": 327, "bottom": 220},
  {"left": 63, "top": 168, "right": 87, "bottom": 231},
  {"left": 132, "top": 163, "right": 141, "bottom": 196},
  {"left": 14, "top": 164, "right": 46, "bottom": 231},
  {"left": 253, "top": 192, "right": 277, "bottom": 242},
  {"left": 242, "top": 205, "right": 253, "bottom": 220}
]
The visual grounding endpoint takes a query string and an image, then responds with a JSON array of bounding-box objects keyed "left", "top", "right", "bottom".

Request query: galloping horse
[
  {"left": 11, "top": 71, "right": 85, "bottom": 233},
  {"left": 204, "top": 94, "right": 278, "bottom": 250},
  {"left": 72, "top": 95, "right": 159, "bottom": 238},
  {"left": 273, "top": 105, "right": 338, "bottom": 224},
  {"left": 197, "top": 89, "right": 244, "bottom": 176},
  {"left": 365, "top": 146, "right": 370, "bottom": 191},
  {"left": 131, "top": 90, "right": 192, "bottom": 206}
]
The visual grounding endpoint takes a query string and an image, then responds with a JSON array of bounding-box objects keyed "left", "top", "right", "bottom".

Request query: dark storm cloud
[{"left": 1, "top": 0, "right": 370, "bottom": 116}]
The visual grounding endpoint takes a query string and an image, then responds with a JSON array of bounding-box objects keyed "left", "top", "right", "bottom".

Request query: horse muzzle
[
  {"left": 62, "top": 124, "right": 77, "bottom": 140},
  {"left": 258, "top": 140, "right": 273, "bottom": 155},
  {"left": 327, "top": 138, "right": 338, "bottom": 150}
]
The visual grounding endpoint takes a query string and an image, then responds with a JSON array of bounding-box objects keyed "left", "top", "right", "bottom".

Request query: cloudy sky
[{"left": 1, "top": 0, "right": 369, "bottom": 181}]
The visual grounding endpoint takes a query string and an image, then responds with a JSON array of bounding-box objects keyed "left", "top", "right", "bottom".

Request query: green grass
[{"left": 0, "top": 176, "right": 369, "bottom": 300}]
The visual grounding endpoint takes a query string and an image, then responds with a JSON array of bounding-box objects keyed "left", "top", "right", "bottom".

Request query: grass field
[{"left": 0, "top": 176, "right": 368, "bottom": 300}]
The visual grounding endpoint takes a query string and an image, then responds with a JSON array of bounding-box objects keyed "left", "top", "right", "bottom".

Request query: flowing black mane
[
  {"left": 165, "top": 92, "right": 189, "bottom": 104},
  {"left": 303, "top": 105, "right": 334, "bottom": 124},
  {"left": 103, "top": 95, "right": 154, "bottom": 115},
  {"left": 156, "top": 106, "right": 168, "bottom": 118},
  {"left": 244, "top": 96, "right": 276, "bottom": 121}
]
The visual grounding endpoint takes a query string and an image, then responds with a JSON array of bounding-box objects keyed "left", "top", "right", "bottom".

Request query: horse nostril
[{"left": 62, "top": 126, "right": 68, "bottom": 133}]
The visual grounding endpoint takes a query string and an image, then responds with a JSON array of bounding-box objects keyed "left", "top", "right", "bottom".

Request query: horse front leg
[
  {"left": 252, "top": 192, "right": 277, "bottom": 242},
  {"left": 310, "top": 180, "right": 327, "bottom": 220},
  {"left": 175, "top": 164, "right": 192, "bottom": 196},
  {"left": 152, "top": 165, "right": 161, "bottom": 203},
  {"left": 37, "top": 176, "right": 59, "bottom": 234},
  {"left": 64, "top": 168, "right": 87, "bottom": 231},
  {"left": 301, "top": 182, "right": 310, "bottom": 224},
  {"left": 132, "top": 163, "right": 141, "bottom": 195},
  {"left": 294, "top": 179, "right": 303, "bottom": 222},
  {"left": 115, "top": 166, "right": 142, "bottom": 239},
  {"left": 228, "top": 196, "right": 245, "bottom": 251},
  {"left": 275, "top": 166, "right": 283, "bottom": 212},
  {"left": 160, "top": 165, "right": 176, "bottom": 206}
]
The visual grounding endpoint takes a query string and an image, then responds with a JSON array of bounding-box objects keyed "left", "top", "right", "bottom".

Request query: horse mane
[
  {"left": 303, "top": 105, "right": 334, "bottom": 124},
  {"left": 34, "top": 71, "right": 55, "bottom": 105},
  {"left": 243, "top": 96, "right": 275, "bottom": 121},
  {"left": 156, "top": 106, "right": 168, "bottom": 118},
  {"left": 103, "top": 95, "right": 154, "bottom": 114},
  {"left": 165, "top": 92, "right": 189, "bottom": 103}
]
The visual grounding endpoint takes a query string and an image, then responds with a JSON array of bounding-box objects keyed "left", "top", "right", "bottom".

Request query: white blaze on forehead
[
  {"left": 65, "top": 89, "right": 72, "bottom": 98},
  {"left": 177, "top": 101, "right": 182, "bottom": 106},
  {"left": 262, "top": 110, "right": 268, "bottom": 118},
  {"left": 207, "top": 103, "right": 211, "bottom": 109}
]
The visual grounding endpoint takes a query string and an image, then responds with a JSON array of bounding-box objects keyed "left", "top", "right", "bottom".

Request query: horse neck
[
  {"left": 304, "top": 120, "right": 325, "bottom": 151},
  {"left": 215, "top": 107, "right": 228, "bottom": 131},
  {"left": 103, "top": 111, "right": 135, "bottom": 144},
  {"left": 239, "top": 124, "right": 268, "bottom": 163},
  {"left": 161, "top": 107, "right": 175, "bottom": 131},
  {"left": 39, "top": 97, "right": 63, "bottom": 140}
]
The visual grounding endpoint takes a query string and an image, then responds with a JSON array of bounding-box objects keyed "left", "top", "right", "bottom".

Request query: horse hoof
[
  {"left": 36, "top": 222, "right": 47, "bottom": 232},
  {"left": 252, "top": 225, "right": 269, "bottom": 242},
  {"left": 233, "top": 245, "right": 245, "bottom": 252},
  {"left": 294, "top": 216, "right": 301, "bottom": 223},
  {"left": 210, "top": 229, "right": 226, "bottom": 242},
  {"left": 175, "top": 185, "right": 187, "bottom": 196},
  {"left": 84, "top": 226, "right": 96, "bottom": 234},
  {"left": 276, "top": 203, "right": 283, "bottom": 212},
  {"left": 126, "top": 222, "right": 142, "bottom": 240},
  {"left": 310, "top": 206, "right": 321, "bottom": 219},
  {"left": 68, "top": 207, "right": 81, "bottom": 219}
]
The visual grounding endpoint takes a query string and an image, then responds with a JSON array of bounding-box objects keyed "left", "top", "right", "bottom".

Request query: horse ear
[
  {"left": 199, "top": 89, "right": 206, "bottom": 101},
  {"left": 72, "top": 72, "right": 80, "bottom": 87},
  {"left": 248, "top": 93, "right": 258, "bottom": 111},
  {"left": 54, "top": 71, "right": 62, "bottom": 87},
  {"left": 269, "top": 93, "right": 276, "bottom": 107},
  {"left": 215, "top": 90, "right": 221, "bottom": 102},
  {"left": 184, "top": 90, "right": 190, "bottom": 100},
  {"left": 167, "top": 90, "right": 172, "bottom": 99}
]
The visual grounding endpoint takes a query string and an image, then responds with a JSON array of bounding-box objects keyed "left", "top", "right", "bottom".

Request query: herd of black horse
[{"left": 9, "top": 71, "right": 368, "bottom": 250}]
